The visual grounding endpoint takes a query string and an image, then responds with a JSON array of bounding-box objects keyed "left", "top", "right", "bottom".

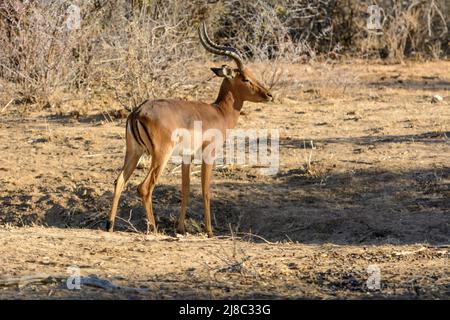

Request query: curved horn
[{"left": 199, "top": 21, "right": 245, "bottom": 71}]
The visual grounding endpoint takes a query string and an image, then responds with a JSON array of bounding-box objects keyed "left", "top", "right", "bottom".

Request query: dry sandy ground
[
  {"left": 0, "top": 226, "right": 448, "bottom": 299},
  {"left": 0, "top": 60, "right": 449, "bottom": 299}
]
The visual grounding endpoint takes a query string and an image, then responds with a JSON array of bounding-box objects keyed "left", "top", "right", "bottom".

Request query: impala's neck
[{"left": 214, "top": 79, "right": 243, "bottom": 129}]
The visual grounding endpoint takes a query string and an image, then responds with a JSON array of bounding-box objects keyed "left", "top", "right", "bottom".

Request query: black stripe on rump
[
  {"left": 129, "top": 113, "right": 146, "bottom": 149},
  {"left": 138, "top": 120, "right": 155, "bottom": 154}
]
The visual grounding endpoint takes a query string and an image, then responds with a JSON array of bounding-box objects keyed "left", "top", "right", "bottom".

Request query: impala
[{"left": 107, "top": 22, "right": 273, "bottom": 237}]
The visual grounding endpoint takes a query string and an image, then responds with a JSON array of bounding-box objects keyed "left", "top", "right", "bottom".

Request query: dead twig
[
  {"left": 82, "top": 154, "right": 106, "bottom": 158},
  {"left": 1, "top": 98, "right": 14, "bottom": 113},
  {"left": 236, "top": 232, "right": 278, "bottom": 245},
  {"left": 116, "top": 209, "right": 142, "bottom": 234}
]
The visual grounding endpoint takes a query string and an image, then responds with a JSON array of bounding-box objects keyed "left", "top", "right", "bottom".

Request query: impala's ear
[{"left": 210, "top": 65, "right": 235, "bottom": 79}]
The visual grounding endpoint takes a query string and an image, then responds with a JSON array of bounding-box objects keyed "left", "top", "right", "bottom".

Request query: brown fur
[{"left": 107, "top": 66, "right": 272, "bottom": 237}]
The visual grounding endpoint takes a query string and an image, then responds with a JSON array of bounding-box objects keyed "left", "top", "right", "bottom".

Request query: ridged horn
[{"left": 199, "top": 21, "right": 245, "bottom": 72}]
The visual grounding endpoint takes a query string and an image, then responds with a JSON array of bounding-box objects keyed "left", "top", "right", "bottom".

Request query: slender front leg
[
  {"left": 201, "top": 161, "right": 214, "bottom": 238},
  {"left": 176, "top": 163, "right": 191, "bottom": 234}
]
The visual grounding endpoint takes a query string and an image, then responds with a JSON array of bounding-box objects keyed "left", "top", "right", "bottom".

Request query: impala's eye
[{"left": 242, "top": 78, "right": 250, "bottom": 83}]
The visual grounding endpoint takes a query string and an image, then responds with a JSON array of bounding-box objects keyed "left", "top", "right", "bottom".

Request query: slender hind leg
[
  {"left": 137, "top": 149, "right": 172, "bottom": 234},
  {"left": 108, "top": 148, "right": 142, "bottom": 232},
  {"left": 176, "top": 163, "right": 191, "bottom": 234}
]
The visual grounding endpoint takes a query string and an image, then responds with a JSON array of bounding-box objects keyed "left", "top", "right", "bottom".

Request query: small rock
[
  {"left": 287, "top": 262, "right": 298, "bottom": 270},
  {"left": 431, "top": 95, "right": 443, "bottom": 103},
  {"left": 368, "top": 93, "right": 379, "bottom": 100}
]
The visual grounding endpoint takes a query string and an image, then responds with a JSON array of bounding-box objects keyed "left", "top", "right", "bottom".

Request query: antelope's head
[{"left": 199, "top": 22, "right": 273, "bottom": 103}]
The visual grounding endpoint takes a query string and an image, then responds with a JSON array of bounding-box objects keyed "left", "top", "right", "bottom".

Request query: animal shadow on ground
[{"left": 1, "top": 132, "right": 448, "bottom": 245}]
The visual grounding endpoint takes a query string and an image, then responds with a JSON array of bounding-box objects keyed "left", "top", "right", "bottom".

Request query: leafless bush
[
  {"left": 100, "top": 2, "right": 202, "bottom": 109},
  {"left": 371, "top": 0, "right": 448, "bottom": 62},
  {"left": 207, "top": 0, "right": 336, "bottom": 62},
  {"left": 0, "top": 0, "right": 448, "bottom": 111},
  {"left": 0, "top": 1, "right": 72, "bottom": 104},
  {"left": 0, "top": 0, "right": 206, "bottom": 110},
  {"left": 335, "top": 0, "right": 449, "bottom": 62}
]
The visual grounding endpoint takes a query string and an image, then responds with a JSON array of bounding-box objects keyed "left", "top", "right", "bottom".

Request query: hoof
[
  {"left": 207, "top": 232, "right": 214, "bottom": 238},
  {"left": 106, "top": 221, "right": 114, "bottom": 232},
  {"left": 146, "top": 223, "right": 156, "bottom": 235},
  {"left": 176, "top": 224, "right": 186, "bottom": 235}
]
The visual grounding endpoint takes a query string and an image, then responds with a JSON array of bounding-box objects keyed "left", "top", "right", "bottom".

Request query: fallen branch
[
  {"left": 0, "top": 273, "right": 59, "bottom": 289},
  {"left": 0, "top": 273, "right": 149, "bottom": 293},
  {"left": 80, "top": 275, "right": 149, "bottom": 293}
]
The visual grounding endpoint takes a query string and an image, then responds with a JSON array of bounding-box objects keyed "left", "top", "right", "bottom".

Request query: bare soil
[{"left": 0, "top": 60, "right": 449, "bottom": 299}]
